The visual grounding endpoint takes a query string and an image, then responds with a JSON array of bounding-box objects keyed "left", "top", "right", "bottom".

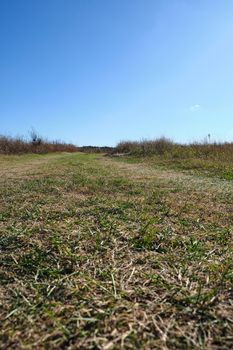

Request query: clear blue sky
[{"left": 1, "top": 0, "right": 233, "bottom": 146}]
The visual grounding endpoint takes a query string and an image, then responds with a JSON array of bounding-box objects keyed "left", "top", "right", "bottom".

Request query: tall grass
[
  {"left": 115, "top": 137, "right": 233, "bottom": 161},
  {"left": 0, "top": 134, "right": 78, "bottom": 155}
]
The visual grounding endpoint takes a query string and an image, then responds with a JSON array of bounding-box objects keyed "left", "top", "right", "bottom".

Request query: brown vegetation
[
  {"left": 115, "top": 137, "right": 233, "bottom": 161},
  {"left": 0, "top": 134, "right": 78, "bottom": 154}
]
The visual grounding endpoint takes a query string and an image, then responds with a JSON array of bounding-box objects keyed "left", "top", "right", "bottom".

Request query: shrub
[
  {"left": 0, "top": 134, "right": 78, "bottom": 155},
  {"left": 115, "top": 138, "right": 233, "bottom": 161}
]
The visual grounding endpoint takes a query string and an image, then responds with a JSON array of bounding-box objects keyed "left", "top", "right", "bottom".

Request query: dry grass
[
  {"left": 0, "top": 135, "right": 78, "bottom": 154},
  {"left": 114, "top": 138, "right": 233, "bottom": 181},
  {"left": 115, "top": 138, "right": 233, "bottom": 161},
  {"left": 0, "top": 152, "right": 233, "bottom": 349}
]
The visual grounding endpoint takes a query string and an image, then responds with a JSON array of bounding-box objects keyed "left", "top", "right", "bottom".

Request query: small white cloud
[{"left": 189, "top": 104, "right": 201, "bottom": 112}]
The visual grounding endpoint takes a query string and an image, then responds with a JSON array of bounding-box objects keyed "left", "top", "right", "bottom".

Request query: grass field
[{"left": 0, "top": 152, "right": 233, "bottom": 349}]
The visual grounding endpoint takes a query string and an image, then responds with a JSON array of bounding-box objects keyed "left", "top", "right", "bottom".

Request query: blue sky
[{"left": 1, "top": 0, "right": 233, "bottom": 146}]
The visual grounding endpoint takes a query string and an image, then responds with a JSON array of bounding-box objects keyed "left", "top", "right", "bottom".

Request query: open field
[{"left": 0, "top": 152, "right": 233, "bottom": 349}]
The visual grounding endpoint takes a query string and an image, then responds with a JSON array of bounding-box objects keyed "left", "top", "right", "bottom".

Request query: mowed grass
[{"left": 0, "top": 152, "right": 233, "bottom": 349}]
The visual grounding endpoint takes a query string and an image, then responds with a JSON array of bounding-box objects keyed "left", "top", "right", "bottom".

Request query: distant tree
[{"left": 29, "top": 128, "right": 42, "bottom": 146}]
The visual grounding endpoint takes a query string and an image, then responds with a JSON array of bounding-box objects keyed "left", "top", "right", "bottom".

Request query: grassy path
[
  {"left": 103, "top": 155, "right": 233, "bottom": 195},
  {"left": 0, "top": 153, "right": 233, "bottom": 349}
]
